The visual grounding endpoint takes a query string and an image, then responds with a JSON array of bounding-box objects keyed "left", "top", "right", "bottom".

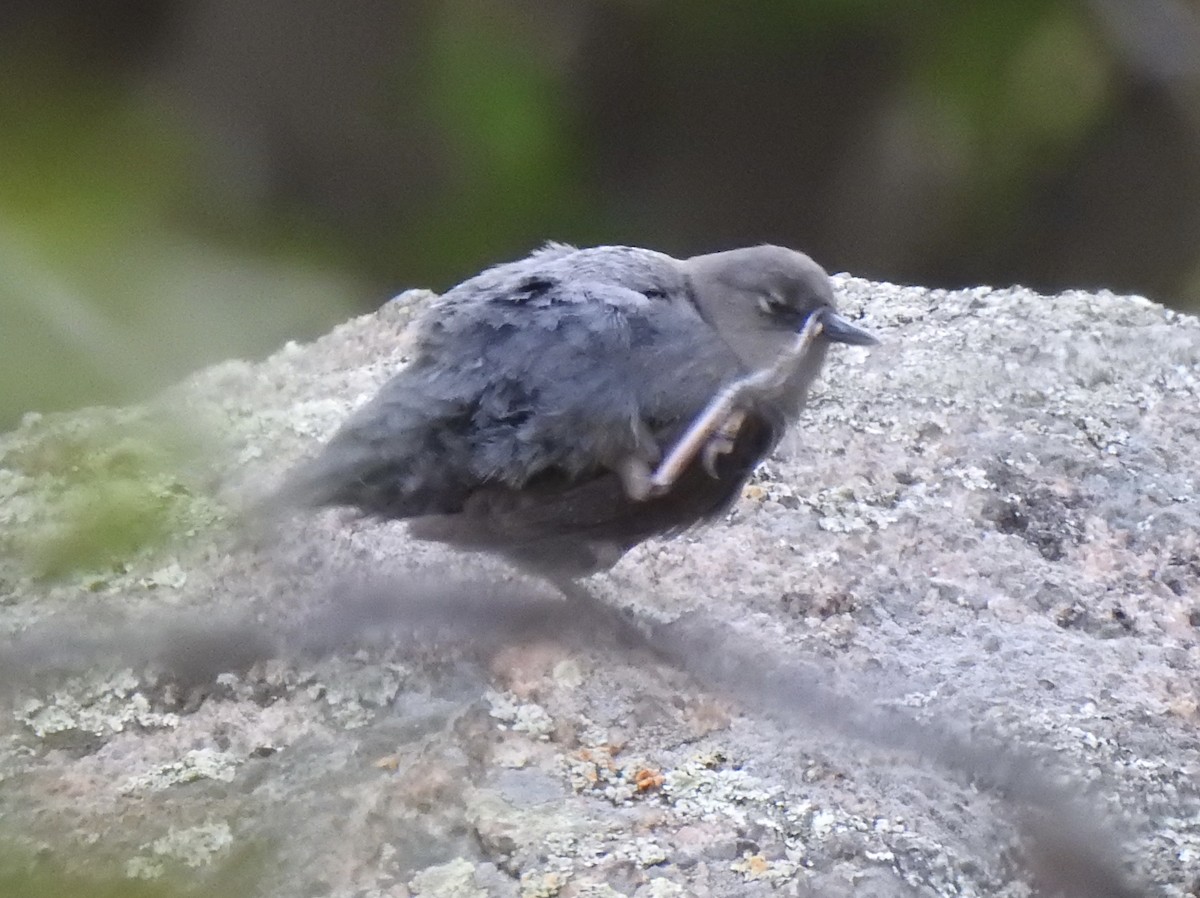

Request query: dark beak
[{"left": 818, "top": 309, "right": 878, "bottom": 346}]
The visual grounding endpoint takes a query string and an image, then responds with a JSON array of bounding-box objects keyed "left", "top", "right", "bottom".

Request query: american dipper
[{"left": 279, "top": 243, "right": 875, "bottom": 584}]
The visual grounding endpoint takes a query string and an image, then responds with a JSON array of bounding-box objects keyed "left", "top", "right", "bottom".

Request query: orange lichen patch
[
  {"left": 570, "top": 745, "right": 621, "bottom": 790},
  {"left": 742, "top": 483, "right": 767, "bottom": 502},
  {"left": 373, "top": 755, "right": 400, "bottom": 771},
  {"left": 745, "top": 854, "right": 769, "bottom": 875},
  {"left": 633, "top": 767, "right": 665, "bottom": 792},
  {"left": 601, "top": 738, "right": 626, "bottom": 755},
  {"left": 576, "top": 744, "right": 618, "bottom": 763}
]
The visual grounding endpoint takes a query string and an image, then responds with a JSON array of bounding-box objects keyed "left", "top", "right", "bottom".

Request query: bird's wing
[
  {"left": 414, "top": 273, "right": 749, "bottom": 488},
  {"left": 278, "top": 271, "right": 750, "bottom": 520},
  {"left": 279, "top": 270, "right": 744, "bottom": 518}
]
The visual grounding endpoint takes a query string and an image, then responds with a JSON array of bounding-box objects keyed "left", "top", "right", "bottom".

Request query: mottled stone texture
[{"left": 0, "top": 277, "right": 1197, "bottom": 897}]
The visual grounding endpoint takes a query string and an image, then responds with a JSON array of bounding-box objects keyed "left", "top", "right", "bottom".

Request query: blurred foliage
[
  {"left": 0, "top": 0, "right": 1198, "bottom": 431},
  {"left": 0, "top": 42, "right": 362, "bottom": 431},
  {"left": 412, "top": 3, "right": 587, "bottom": 273},
  {"left": 902, "top": 4, "right": 1113, "bottom": 244}
]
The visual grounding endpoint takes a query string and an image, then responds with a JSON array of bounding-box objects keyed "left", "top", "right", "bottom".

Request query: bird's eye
[{"left": 757, "top": 293, "right": 789, "bottom": 316}]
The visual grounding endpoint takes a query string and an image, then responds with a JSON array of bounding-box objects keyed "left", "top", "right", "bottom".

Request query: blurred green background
[{"left": 3, "top": 0, "right": 1199, "bottom": 429}]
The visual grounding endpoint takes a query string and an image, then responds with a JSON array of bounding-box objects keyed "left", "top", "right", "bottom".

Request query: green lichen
[
  {"left": 0, "top": 836, "right": 264, "bottom": 898},
  {"left": 0, "top": 408, "right": 226, "bottom": 580}
]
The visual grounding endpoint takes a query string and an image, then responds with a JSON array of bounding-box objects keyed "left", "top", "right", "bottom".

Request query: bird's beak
[{"left": 818, "top": 309, "right": 878, "bottom": 346}]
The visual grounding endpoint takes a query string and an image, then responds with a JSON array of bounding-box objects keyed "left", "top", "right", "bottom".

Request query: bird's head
[{"left": 683, "top": 245, "right": 876, "bottom": 374}]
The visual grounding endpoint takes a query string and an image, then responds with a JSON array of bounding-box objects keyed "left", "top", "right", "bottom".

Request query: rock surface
[{"left": 1, "top": 276, "right": 1199, "bottom": 897}]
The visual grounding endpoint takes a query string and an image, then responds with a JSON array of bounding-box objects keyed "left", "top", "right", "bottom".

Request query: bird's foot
[
  {"left": 701, "top": 410, "right": 745, "bottom": 477},
  {"left": 651, "top": 314, "right": 825, "bottom": 491}
]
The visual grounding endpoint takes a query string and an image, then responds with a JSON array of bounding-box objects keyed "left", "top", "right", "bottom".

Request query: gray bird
[{"left": 279, "top": 243, "right": 875, "bottom": 585}]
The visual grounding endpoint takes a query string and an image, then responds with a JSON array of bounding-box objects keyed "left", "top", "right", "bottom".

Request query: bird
[{"left": 276, "top": 242, "right": 876, "bottom": 589}]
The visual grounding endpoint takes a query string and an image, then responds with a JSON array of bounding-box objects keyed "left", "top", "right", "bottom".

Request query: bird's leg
[{"left": 651, "top": 315, "right": 825, "bottom": 491}]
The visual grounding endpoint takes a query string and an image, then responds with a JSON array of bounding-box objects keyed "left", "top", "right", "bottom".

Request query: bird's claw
[{"left": 701, "top": 411, "right": 745, "bottom": 477}]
